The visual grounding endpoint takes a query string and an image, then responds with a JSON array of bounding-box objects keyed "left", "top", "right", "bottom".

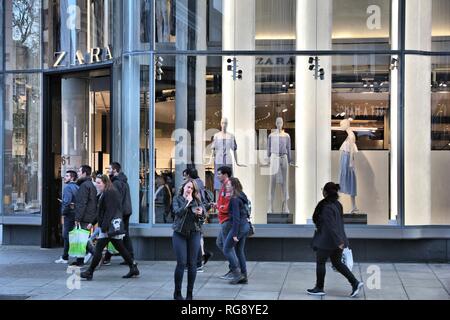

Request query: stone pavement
[{"left": 0, "top": 246, "right": 449, "bottom": 300}]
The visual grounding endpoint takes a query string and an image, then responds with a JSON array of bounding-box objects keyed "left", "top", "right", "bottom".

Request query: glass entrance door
[{"left": 43, "top": 69, "right": 111, "bottom": 248}]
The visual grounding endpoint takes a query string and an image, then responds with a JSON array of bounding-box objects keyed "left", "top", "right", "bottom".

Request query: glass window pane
[
  {"left": 332, "top": 0, "right": 392, "bottom": 50},
  {"left": 0, "top": 0, "right": 4, "bottom": 70},
  {"left": 430, "top": 56, "right": 450, "bottom": 225},
  {"left": 432, "top": 0, "right": 450, "bottom": 51},
  {"left": 43, "top": 0, "right": 115, "bottom": 68},
  {"left": 331, "top": 55, "right": 393, "bottom": 225},
  {"left": 5, "top": 0, "right": 41, "bottom": 70},
  {"left": 155, "top": 0, "right": 393, "bottom": 52},
  {"left": 3, "top": 73, "right": 41, "bottom": 215}
]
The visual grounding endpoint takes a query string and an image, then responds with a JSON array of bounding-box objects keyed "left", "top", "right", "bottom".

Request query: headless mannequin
[
  {"left": 266, "top": 117, "right": 295, "bottom": 213},
  {"left": 208, "top": 117, "right": 245, "bottom": 191},
  {"left": 339, "top": 119, "right": 359, "bottom": 213}
]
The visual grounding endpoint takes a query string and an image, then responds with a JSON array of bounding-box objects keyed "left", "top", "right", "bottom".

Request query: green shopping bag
[
  {"left": 68, "top": 227, "right": 90, "bottom": 258},
  {"left": 107, "top": 242, "right": 119, "bottom": 255}
]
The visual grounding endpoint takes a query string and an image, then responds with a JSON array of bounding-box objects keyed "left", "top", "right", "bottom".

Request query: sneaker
[
  {"left": 350, "top": 282, "right": 364, "bottom": 298},
  {"left": 54, "top": 257, "right": 68, "bottom": 264},
  {"left": 197, "top": 266, "right": 204, "bottom": 273},
  {"left": 219, "top": 270, "right": 234, "bottom": 280},
  {"left": 83, "top": 253, "right": 93, "bottom": 264},
  {"left": 306, "top": 287, "right": 326, "bottom": 296}
]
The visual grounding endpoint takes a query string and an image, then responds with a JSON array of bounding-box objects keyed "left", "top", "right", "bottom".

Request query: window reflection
[{"left": 3, "top": 74, "right": 41, "bottom": 215}]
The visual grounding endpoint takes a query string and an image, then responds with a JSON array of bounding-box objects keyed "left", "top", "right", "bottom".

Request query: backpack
[{"left": 242, "top": 198, "right": 255, "bottom": 237}]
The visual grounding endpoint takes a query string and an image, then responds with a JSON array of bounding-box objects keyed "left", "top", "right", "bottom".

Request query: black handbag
[{"left": 107, "top": 217, "right": 126, "bottom": 237}]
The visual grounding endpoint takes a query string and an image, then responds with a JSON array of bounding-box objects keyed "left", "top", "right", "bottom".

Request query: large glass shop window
[
  {"left": 3, "top": 74, "right": 41, "bottom": 215},
  {"left": 153, "top": 55, "right": 296, "bottom": 225},
  {"left": 43, "top": 0, "right": 113, "bottom": 68},
  {"left": 330, "top": 55, "right": 393, "bottom": 226},
  {"left": 153, "top": 54, "right": 397, "bottom": 225},
  {"left": 430, "top": 56, "right": 450, "bottom": 225},
  {"left": 5, "top": 0, "right": 41, "bottom": 70}
]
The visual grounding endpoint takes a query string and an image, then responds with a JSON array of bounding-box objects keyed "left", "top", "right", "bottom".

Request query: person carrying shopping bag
[
  {"left": 308, "top": 182, "right": 364, "bottom": 297},
  {"left": 171, "top": 179, "right": 206, "bottom": 300},
  {"left": 80, "top": 174, "right": 139, "bottom": 281}
]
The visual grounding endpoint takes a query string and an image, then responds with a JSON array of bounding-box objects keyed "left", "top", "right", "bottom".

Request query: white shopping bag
[{"left": 342, "top": 247, "right": 354, "bottom": 271}]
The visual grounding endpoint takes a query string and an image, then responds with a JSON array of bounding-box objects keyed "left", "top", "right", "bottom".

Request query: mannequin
[
  {"left": 208, "top": 117, "right": 245, "bottom": 190},
  {"left": 266, "top": 117, "right": 295, "bottom": 213},
  {"left": 339, "top": 119, "right": 359, "bottom": 213}
]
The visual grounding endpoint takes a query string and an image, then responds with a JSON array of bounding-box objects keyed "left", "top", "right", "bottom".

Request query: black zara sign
[{"left": 256, "top": 56, "right": 295, "bottom": 66}]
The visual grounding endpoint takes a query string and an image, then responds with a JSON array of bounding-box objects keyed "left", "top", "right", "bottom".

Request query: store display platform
[
  {"left": 343, "top": 213, "right": 368, "bottom": 224},
  {"left": 267, "top": 213, "right": 294, "bottom": 224}
]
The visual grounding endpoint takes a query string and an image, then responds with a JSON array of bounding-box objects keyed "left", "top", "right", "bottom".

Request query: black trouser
[
  {"left": 104, "top": 215, "right": 134, "bottom": 261},
  {"left": 315, "top": 248, "right": 358, "bottom": 289},
  {"left": 88, "top": 237, "right": 134, "bottom": 273},
  {"left": 172, "top": 231, "right": 201, "bottom": 293}
]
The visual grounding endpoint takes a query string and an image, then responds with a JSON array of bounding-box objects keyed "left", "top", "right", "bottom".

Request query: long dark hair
[{"left": 313, "top": 182, "right": 341, "bottom": 225}]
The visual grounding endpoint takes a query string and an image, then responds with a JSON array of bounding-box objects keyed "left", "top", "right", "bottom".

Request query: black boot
[
  {"left": 238, "top": 273, "right": 248, "bottom": 284},
  {"left": 202, "top": 251, "right": 213, "bottom": 266},
  {"left": 186, "top": 290, "right": 193, "bottom": 300},
  {"left": 229, "top": 268, "right": 245, "bottom": 285},
  {"left": 80, "top": 269, "right": 93, "bottom": 281},
  {"left": 122, "top": 263, "right": 140, "bottom": 279},
  {"left": 173, "top": 290, "right": 183, "bottom": 300}
]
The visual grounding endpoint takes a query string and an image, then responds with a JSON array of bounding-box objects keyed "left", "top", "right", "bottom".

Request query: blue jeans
[
  {"left": 223, "top": 222, "right": 250, "bottom": 275},
  {"left": 216, "top": 220, "right": 231, "bottom": 253},
  {"left": 172, "top": 231, "right": 201, "bottom": 292},
  {"left": 62, "top": 214, "right": 75, "bottom": 260}
]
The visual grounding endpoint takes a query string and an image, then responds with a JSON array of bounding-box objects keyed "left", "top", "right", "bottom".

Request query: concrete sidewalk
[{"left": 0, "top": 246, "right": 449, "bottom": 300}]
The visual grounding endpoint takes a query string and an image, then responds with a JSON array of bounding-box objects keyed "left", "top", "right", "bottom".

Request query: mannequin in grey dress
[
  {"left": 266, "top": 117, "right": 295, "bottom": 213},
  {"left": 208, "top": 118, "right": 246, "bottom": 190}
]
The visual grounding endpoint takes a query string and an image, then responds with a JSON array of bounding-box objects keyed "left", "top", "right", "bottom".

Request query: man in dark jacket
[
  {"left": 103, "top": 162, "right": 135, "bottom": 264},
  {"left": 73, "top": 165, "right": 98, "bottom": 266},
  {"left": 54, "top": 170, "right": 79, "bottom": 264}
]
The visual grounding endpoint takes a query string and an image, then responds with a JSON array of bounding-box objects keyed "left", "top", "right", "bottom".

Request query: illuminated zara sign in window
[{"left": 53, "top": 46, "right": 113, "bottom": 68}]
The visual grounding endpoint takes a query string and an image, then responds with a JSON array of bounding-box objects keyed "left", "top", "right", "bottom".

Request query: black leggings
[
  {"left": 88, "top": 238, "right": 134, "bottom": 272},
  {"left": 315, "top": 248, "right": 358, "bottom": 289}
]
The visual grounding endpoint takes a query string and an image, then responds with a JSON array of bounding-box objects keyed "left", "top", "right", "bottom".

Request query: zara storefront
[{"left": 0, "top": 0, "right": 450, "bottom": 262}]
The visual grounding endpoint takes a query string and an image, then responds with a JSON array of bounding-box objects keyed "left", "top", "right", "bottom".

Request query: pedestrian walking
[
  {"left": 171, "top": 179, "right": 206, "bottom": 300},
  {"left": 55, "top": 170, "right": 79, "bottom": 264},
  {"left": 80, "top": 174, "right": 139, "bottom": 281},
  {"left": 223, "top": 177, "right": 251, "bottom": 285},
  {"left": 102, "top": 162, "right": 135, "bottom": 265},
  {"left": 215, "top": 166, "right": 234, "bottom": 280},
  {"left": 308, "top": 182, "right": 364, "bottom": 297},
  {"left": 73, "top": 165, "right": 98, "bottom": 266}
]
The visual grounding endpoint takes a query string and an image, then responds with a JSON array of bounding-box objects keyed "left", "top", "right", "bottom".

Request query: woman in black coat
[
  {"left": 308, "top": 182, "right": 363, "bottom": 297},
  {"left": 171, "top": 179, "right": 206, "bottom": 300},
  {"left": 80, "top": 175, "right": 139, "bottom": 281}
]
